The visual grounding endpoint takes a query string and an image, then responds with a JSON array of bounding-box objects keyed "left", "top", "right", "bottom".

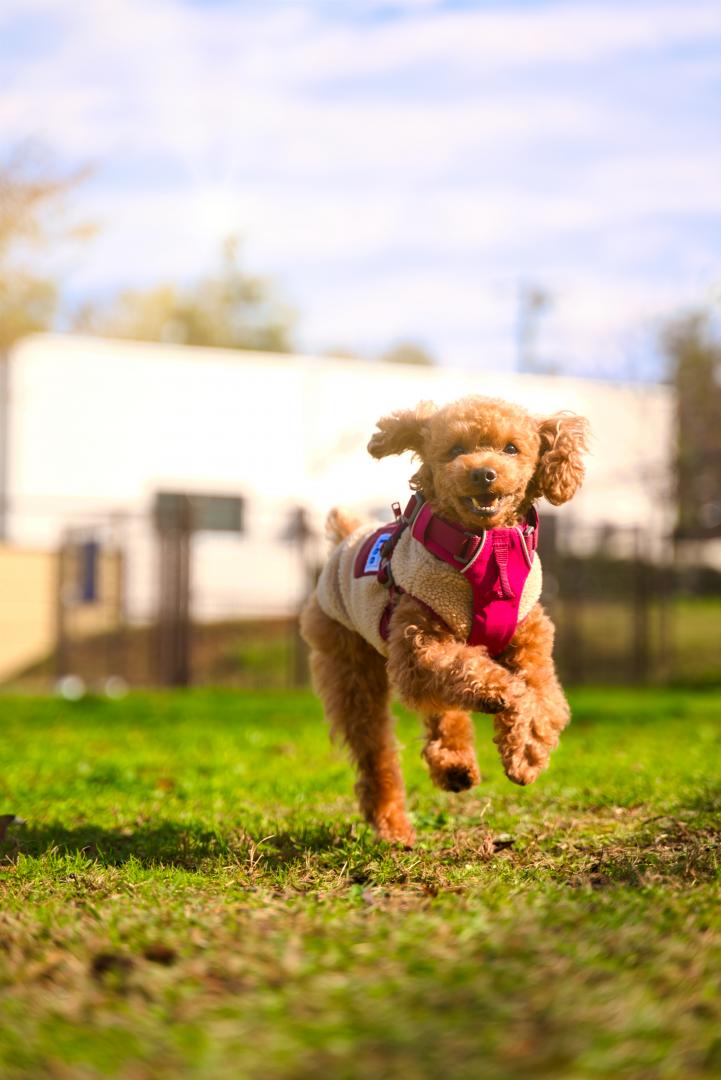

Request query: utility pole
[{"left": 517, "top": 283, "right": 551, "bottom": 374}]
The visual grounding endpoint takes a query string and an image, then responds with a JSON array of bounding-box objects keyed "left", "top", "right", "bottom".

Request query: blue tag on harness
[{"left": 364, "top": 531, "right": 392, "bottom": 573}]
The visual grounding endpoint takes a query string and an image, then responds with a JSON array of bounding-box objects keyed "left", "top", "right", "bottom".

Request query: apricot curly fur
[
  {"left": 422, "top": 709, "right": 481, "bottom": 792},
  {"left": 325, "top": 506, "right": 363, "bottom": 546},
  {"left": 301, "top": 394, "right": 588, "bottom": 845},
  {"left": 300, "top": 593, "right": 415, "bottom": 846}
]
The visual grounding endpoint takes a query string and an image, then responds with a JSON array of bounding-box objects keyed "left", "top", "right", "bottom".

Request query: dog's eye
[
  {"left": 448, "top": 445, "right": 466, "bottom": 459},
  {"left": 503, "top": 443, "right": 519, "bottom": 455}
]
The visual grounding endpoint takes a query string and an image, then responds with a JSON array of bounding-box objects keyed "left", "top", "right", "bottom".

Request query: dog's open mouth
[{"left": 463, "top": 494, "right": 509, "bottom": 517}]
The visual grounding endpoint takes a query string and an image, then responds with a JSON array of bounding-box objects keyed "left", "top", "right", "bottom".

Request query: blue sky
[{"left": 2, "top": 0, "right": 720, "bottom": 378}]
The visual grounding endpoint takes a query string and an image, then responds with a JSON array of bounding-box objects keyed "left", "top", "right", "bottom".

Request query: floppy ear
[
  {"left": 367, "top": 401, "right": 436, "bottom": 459},
  {"left": 533, "top": 413, "right": 590, "bottom": 505}
]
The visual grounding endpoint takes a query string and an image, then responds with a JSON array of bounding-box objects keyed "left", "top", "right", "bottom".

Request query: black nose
[{"left": 471, "top": 467, "right": 497, "bottom": 486}]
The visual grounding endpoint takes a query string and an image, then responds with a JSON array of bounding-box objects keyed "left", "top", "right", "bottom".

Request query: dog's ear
[
  {"left": 533, "top": 413, "right": 590, "bottom": 505},
  {"left": 367, "top": 401, "right": 436, "bottom": 459}
]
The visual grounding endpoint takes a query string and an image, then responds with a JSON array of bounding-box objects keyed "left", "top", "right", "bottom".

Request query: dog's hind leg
[
  {"left": 300, "top": 593, "right": 415, "bottom": 847},
  {"left": 422, "top": 710, "right": 481, "bottom": 793}
]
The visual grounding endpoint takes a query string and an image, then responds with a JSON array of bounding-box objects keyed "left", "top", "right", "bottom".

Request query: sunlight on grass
[{"left": 0, "top": 688, "right": 720, "bottom": 1078}]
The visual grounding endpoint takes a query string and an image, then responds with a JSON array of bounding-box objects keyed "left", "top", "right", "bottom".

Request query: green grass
[{"left": 1, "top": 688, "right": 720, "bottom": 1079}]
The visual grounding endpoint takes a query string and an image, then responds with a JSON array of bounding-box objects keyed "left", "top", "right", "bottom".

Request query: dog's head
[{"left": 368, "top": 395, "right": 589, "bottom": 531}]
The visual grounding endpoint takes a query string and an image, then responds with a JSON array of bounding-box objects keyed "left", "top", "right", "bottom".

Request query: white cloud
[{"left": 1, "top": 0, "right": 719, "bottom": 377}]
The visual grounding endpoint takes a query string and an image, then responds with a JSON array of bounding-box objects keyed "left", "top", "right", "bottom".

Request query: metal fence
[{"left": 1, "top": 504, "right": 719, "bottom": 691}]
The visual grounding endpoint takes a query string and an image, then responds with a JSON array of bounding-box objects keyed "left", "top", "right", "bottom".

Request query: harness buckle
[
  {"left": 453, "top": 533, "right": 481, "bottom": 566},
  {"left": 402, "top": 492, "right": 425, "bottom": 527},
  {"left": 378, "top": 558, "right": 394, "bottom": 588}
]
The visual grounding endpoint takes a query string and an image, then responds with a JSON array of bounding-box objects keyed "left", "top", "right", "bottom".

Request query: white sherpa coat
[{"left": 316, "top": 520, "right": 543, "bottom": 657}]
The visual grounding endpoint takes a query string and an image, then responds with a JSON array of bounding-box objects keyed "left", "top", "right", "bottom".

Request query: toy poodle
[{"left": 300, "top": 394, "right": 589, "bottom": 846}]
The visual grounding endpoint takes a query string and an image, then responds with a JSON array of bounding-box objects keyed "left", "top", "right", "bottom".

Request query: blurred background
[{"left": 0, "top": 0, "right": 719, "bottom": 693}]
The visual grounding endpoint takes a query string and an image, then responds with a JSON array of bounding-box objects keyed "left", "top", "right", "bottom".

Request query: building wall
[
  {"left": 0, "top": 546, "right": 56, "bottom": 680},
  {"left": 0, "top": 541, "right": 129, "bottom": 682},
  {"left": 0, "top": 353, "right": 9, "bottom": 541}
]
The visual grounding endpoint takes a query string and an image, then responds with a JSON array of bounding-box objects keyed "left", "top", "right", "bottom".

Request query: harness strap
[
  {"left": 492, "top": 531, "right": 516, "bottom": 599},
  {"left": 379, "top": 584, "right": 402, "bottom": 641},
  {"left": 411, "top": 502, "right": 482, "bottom": 567},
  {"left": 523, "top": 506, "right": 540, "bottom": 553},
  {"left": 377, "top": 493, "right": 424, "bottom": 585}
]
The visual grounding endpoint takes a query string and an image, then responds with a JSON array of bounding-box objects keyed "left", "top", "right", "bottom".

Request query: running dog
[{"left": 300, "top": 395, "right": 589, "bottom": 846}]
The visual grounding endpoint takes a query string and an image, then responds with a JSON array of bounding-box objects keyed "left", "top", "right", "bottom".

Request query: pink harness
[{"left": 354, "top": 494, "right": 539, "bottom": 656}]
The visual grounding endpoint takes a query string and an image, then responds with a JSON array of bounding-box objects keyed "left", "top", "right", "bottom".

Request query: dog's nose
[{"left": 471, "top": 467, "right": 497, "bottom": 486}]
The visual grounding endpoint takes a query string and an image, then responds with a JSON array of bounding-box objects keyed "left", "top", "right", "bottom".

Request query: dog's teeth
[{"left": 470, "top": 496, "right": 500, "bottom": 512}]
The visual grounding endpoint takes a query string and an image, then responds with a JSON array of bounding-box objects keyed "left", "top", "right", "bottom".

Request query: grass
[{"left": 1, "top": 688, "right": 720, "bottom": 1078}]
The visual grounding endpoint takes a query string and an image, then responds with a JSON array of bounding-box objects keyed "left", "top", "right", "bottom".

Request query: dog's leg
[
  {"left": 300, "top": 593, "right": 415, "bottom": 847},
  {"left": 493, "top": 605, "right": 570, "bottom": 786},
  {"left": 422, "top": 709, "right": 481, "bottom": 792},
  {"left": 387, "top": 595, "right": 526, "bottom": 716}
]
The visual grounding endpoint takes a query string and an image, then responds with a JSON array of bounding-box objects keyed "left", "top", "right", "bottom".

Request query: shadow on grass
[
  {"left": 0, "top": 819, "right": 362, "bottom": 871},
  {"left": 4, "top": 788, "right": 719, "bottom": 884}
]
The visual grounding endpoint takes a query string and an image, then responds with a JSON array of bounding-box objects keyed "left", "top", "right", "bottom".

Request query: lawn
[{"left": 1, "top": 688, "right": 720, "bottom": 1079}]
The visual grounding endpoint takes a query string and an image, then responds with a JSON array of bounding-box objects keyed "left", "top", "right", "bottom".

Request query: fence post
[
  {"left": 106, "top": 514, "right": 128, "bottom": 683},
  {"left": 557, "top": 519, "right": 585, "bottom": 685},
  {"left": 631, "top": 527, "right": 651, "bottom": 684},
  {"left": 155, "top": 497, "right": 193, "bottom": 687},
  {"left": 54, "top": 533, "right": 72, "bottom": 681},
  {"left": 654, "top": 534, "right": 675, "bottom": 684},
  {"left": 285, "top": 506, "right": 317, "bottom": 688}
]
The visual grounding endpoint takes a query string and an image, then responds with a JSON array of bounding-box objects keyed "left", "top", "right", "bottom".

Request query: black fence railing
[
  {"left": 3, "top": 510, "right": 719, "bottom": 692},
  {"left": 540, "top": 518, "right": 720, "bottom": 686}
]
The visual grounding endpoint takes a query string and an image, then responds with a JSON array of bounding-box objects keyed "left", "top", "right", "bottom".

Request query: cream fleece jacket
[{"left": 316, "top": 518, "right": 542, "bottom": 657}]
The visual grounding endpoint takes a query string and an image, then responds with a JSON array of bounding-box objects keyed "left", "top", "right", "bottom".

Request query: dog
[{"left": 300, "top": 395, "right": 589, "bottom": 846}]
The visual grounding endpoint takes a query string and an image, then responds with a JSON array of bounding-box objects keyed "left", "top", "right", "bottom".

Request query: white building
[{"left": 0, "top": 333, "right": 674, "bottom": 676}]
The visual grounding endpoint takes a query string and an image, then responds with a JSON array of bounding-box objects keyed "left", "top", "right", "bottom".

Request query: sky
[{"left": 2, "top": 0, "right": 720, "bottom": 378}]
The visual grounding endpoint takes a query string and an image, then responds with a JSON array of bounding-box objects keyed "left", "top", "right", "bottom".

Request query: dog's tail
[{"left": 325, "top": 507, "right": 362, "bottom": 546}]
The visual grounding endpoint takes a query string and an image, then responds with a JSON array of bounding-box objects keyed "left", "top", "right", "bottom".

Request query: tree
[
  {"left": 323, "top": 345, "right": 361, "bottom": 360},
  {"left": 663, "top": 311, "right": 721, "bottom": 538},
  {"left": 379, "top": 340, "right": 436, "bottom": 366},
  {"left": 0, "top": 146, "right": 90, "bottom": 350},
  {"left": 0, "top": 276, "right": 57, "bottom": 350},
  {"left": 75, "top": 238, "right": 296, "bottom": 353}
]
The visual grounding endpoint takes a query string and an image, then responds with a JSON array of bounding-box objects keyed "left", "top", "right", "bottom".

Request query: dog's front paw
[
  {"left": 473, "top": 690, "right": 509, "bottom": 714},
  {"left": 501, "top": 741, "right": 549, "bottom": 787},
  {"left": 423, "top": 740, "right": 481, "bottom": 792},
  {"left": 471, "top": 674, "right": 526, "bottom": 714},
  {"left": 504, "top": 759, "right": 542, "bottom": 786}
]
